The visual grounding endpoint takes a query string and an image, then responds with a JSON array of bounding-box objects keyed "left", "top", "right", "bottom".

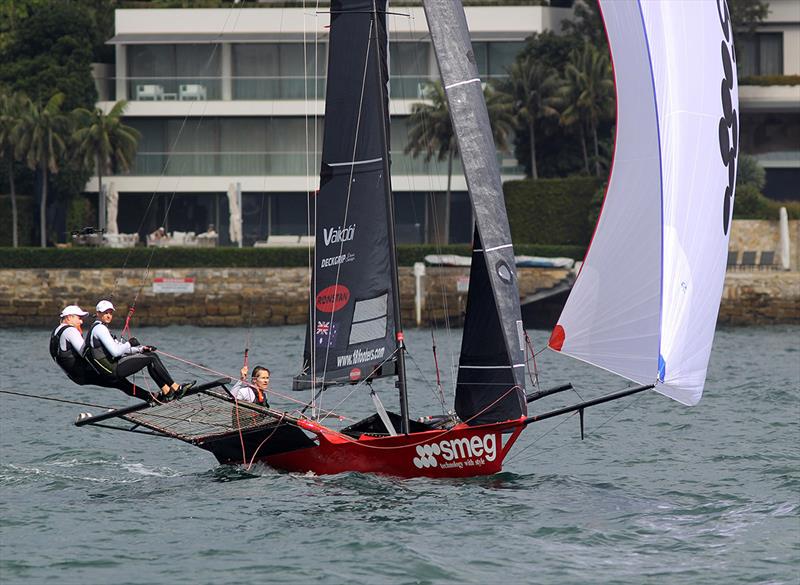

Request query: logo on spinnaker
[
  {"left": 717, "top": 0, "right": 738, "bottom": 235},
  {"left": 316, "top": 285, "right": 350, "bottom": 313}
]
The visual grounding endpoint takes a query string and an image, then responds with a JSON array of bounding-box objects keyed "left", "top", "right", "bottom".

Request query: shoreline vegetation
[{"left": 0, "top": 243, "right": 588, "bottom": 269}]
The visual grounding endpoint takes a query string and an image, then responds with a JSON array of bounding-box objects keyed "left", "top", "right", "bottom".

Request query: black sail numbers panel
[
  {"left": 423, "top": 0, "right": 527, "bottom": 423},
  {"left": 294, "top": 0, "right": 396, "bottom": 390}
]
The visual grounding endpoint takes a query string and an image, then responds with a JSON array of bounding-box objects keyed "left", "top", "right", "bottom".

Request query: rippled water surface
[{"left": 1, "top": 325, "right": 798, "bottom": 584}]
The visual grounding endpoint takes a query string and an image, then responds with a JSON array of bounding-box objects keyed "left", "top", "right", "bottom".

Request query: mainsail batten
[
  {"left": 423, "top": 0, "right": 527, "bottom": 424},
  {"left": 551, "top": 0, "right": 739, "bottom": 405}
]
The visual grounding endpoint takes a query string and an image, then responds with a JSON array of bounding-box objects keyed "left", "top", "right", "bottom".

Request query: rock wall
[
  {"left": 729, "top": 219, "right": 799, "bottom": 270},
  {"left": 718, "top": 271, "right": 800, "bottom": 325},
  {"left": 0, "top": 266, "right": 572, "bottom": 329},
  {"left": 1, "top": 265, "right": 796, "bottom": 329}
]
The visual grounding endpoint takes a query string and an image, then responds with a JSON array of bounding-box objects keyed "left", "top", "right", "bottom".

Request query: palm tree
[
  {"left": 404, "top": 81, "right": 515, "bottom": 243},
  {"left": 561, "top": 43, "right": 614, "bottom": 177},
  {"left": 72, "top": 100, "right": 140, "bottom": 231},
  {"left": 0, "top": 90, "right": 26, "bottom": 247},
  {"left": 559, "top": 61, "right": 591, "bottom": 175},
  {"left": 15, "top": 93, "right": 69, "bottom": 248},
  {"left": 499, "top": 55, "right": 561, "bottom": 180},
  {"left": 404, "top": 82, "right": 456, "bottom": 244}
]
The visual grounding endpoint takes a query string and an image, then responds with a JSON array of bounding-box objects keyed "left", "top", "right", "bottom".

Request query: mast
[
  {"left": 371, "top": 2, "right": 410, "bottom": 435},
  {"left": 423, "top": 0, "right": 527, "bottom": 424}
]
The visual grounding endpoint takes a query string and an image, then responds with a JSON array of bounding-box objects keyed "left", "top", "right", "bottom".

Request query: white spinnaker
[
  {"left": 550, "top": 0, "right": 738, "bottom": 405},
  {"left": 642, "top": 0, "right": 738, "bottom": 405},
  {"left": 549, "top": 0, "right": 663, "bottom": 386}
]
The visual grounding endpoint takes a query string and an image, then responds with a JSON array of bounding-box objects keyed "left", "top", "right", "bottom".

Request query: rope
[
  {"left": 107, "top": 1, "right": 250, "bottom": 319},
  {"left": 153, "top": 349, "right": 348, "bottom": 420},
  {"left": 0, "top": 389, "right": 112, "bottom": 410},
  {"left": 315, "top": 383, "right": 525, "bottom": 452},
  {"left": 245, "top": 412, "right": 287, "bottom": 470}
]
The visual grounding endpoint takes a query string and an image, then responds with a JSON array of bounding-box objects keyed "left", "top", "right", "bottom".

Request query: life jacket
[
  {"left": 50, "top": 324, "right": 85, "bottom": 383},
  {"left": 83, "top": 320, "right": 116, "bottom": 375}
]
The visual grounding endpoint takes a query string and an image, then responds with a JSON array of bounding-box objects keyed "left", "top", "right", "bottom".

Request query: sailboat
[{"left": 75, "top": 0, "right": 739, "bottom": 478}]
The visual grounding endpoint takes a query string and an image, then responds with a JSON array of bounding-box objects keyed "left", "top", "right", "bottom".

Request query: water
[{"left": 1, "top": 325, "right": 798, "bottom": 585}]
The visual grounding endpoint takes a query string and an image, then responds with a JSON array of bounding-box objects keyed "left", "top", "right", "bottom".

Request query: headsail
[
  {"left": 550, "top": 0, "right": 739, "bottom": 405},
  {"left": 294, "top": 0, "right": 397, "bottom": 389},
  {"left": 423, "top": 0, "right": 527, "bottom": 424}
]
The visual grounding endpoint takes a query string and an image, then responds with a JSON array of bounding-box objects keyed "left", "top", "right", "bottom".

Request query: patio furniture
[
  {"left": 758, "top": 251, "right": 775, "bottom": 270},
  {"left": 740, "top": 251, "right": 757, "bottom": 270},
  {"left": 136, "top": 84, "right": 164, "bottom": 100},
  {"left": 103, "top": 233, "right": 139, "bottom": 248},
  {"left": 179, "top": 84, "right": 207, "bottom": 100}
]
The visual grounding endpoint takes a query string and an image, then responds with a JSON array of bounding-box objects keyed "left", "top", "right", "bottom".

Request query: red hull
[{"left": 261, "top": 418, "right": 526, "bottom": 478}]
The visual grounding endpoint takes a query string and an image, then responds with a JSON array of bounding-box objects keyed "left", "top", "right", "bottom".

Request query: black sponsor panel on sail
[{"left": 294, "top": 0, "right": 395, "bottom": 390}]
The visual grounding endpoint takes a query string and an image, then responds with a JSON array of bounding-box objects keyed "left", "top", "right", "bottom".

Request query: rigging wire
[
  {"left": 0, "top": 389, "right": 115, "bottom": 410},
  {"left": 505, "top": 386, "right": 647, "bottom": 466},
  {"left": 108, "top": 1, "right": 250, "bottom": 335}
]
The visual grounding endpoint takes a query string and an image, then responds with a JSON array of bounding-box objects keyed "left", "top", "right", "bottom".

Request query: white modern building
[
  {"left": 738, "top": 0, "right": 800, "bottom": 200},
  {"left": 91, "top": 5, "right": 572, "bottom": 245}
]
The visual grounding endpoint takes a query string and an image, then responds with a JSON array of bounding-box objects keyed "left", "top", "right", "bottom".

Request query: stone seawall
[{"left": 0, "top": 266, "right": 796, "bottom": 328}]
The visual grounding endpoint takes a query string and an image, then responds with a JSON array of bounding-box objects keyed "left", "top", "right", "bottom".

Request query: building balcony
[
  {"left": 739, "top": 81, "right": 800, "bottom": 112},
  {"left": 127, "top": 151, "right": 523, "bottom": 178}
]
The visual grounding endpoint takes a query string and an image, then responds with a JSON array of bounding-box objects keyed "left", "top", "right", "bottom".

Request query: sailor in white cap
[
  {"left": 49, "top": 305, "right": 91, "bottom": 381},
  {"left": 50, "top": 304, "right": 151, "bottom": 397},
  {"left": 84, "top": 300, "right": 193, "bottom": 401}
]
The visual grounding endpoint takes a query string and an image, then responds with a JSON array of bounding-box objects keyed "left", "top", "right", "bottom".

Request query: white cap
[
  {"left": 96, "top": 300, "right": 115, "bottom": 313},
  {"left": 60, "top": 305, "right": 89, "bottom": 318}
]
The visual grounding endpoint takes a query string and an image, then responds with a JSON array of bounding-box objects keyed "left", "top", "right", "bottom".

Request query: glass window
[
  {"left": 389, "top": 42, "right": 431, "bottom": 99},
  {"left": 267, "top": 118, "right": 323, "bottom": 175},
  {"left": 176, "top": 44, "right": 221, "bottom": 100},
  {"left": 488, "top": 42, "right": 524, "bottom": 78},
  {"left": 220, "top": 118, "right": 269, "bottom": 175},
  {"left": 393, "top": 192, "right": 426, "bottom": 244},
  {"left": 472, "top": 42, "right": 488, "bottom": 77},
  {"left": 128, "top": 44, "right": 220, "bottom": 100},
  {"left": 448, "top": 191, "right": 472, "bottom": 244},
  {"left": 738, "top": 33, "right": 783, "bottom": 77},
  {"left": 272, "top": 193, "right": 314, "bottom": 236},
  {"left": 233, "top": 43, "right": 326, "bottom": 99},
  {"left": 166, "top": 118, "right": 218, "bottom": 175}
]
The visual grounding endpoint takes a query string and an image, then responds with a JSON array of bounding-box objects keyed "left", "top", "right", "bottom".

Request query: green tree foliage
[
  {"left": 72, "top": 100, "right": 141, "bottom": 228},
  {"left": 404, "top": 81, "right": 515, "bottom": 242},
  {"left": 0, "top": 0, "right": 97, "bottom": 111},
  {"left": 0, "top": 90, "right": 27, "bottom": 247},
  {"left": 728, "top": 0, "right": 770, "bottom": 33},
  {"left": 736, "top": 154, "right": 766, "bottom": 191},
  {"left": 504, "top": 177, "right": 602, "bottom": 245},
  {"left": 561, "top": 42, "right": 614, "bottom": 177},
  {"left": 510, "top": 31, "right": 583, "bottom": 178},
  {"left": 15, "top": 93, "right": 70, "bottom": 247},
  {"left": 497, "top": 56, "right": 561, "bottom": 180},
  {"left": 559, "top": 0, "right": 606, "bottom": 49}
]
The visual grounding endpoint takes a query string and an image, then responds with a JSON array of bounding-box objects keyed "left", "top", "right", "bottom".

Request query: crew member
[
  {"left": 84, "top": 300, "right": 193, "bottom": 401},
  {"left": 230, "top": 365, "right": 270, "bottom": 407},
  {"left": 49, "top": 304, "right": 151, "bottom": 399}
]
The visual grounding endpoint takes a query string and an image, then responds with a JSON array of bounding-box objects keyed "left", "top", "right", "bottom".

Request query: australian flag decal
[{"left": 315, "top": 321, "right": 338, "bottom": 348}]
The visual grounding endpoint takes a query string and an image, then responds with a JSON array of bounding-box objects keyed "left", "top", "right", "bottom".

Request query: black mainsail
[
  {"left": 293, "top": 0, "right": 399, "bottom": 390},
  {"left": 423, "top": 0, "right": 527, "bottom": 424}
]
